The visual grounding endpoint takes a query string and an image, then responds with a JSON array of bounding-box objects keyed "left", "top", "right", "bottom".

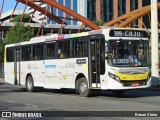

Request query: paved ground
[
  {"left": 1, "top": 81, "right": 160, "bottom": 120},
  {"left": 1, "top": 78, "right": 160, "bottom": 120}
]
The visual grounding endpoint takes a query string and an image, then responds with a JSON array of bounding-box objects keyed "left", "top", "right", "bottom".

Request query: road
[{"left": 0, "top": 82, "right": 160, "bottom": 120}]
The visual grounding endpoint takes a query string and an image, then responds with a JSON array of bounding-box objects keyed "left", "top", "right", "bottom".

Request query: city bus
[{"left": 4, "top": 28, "right": 152, "bottom": 97}]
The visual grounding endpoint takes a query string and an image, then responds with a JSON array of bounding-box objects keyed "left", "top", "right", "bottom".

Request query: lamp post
[{"left": 151, "top": 0, "right": 159, "bottom": 86}]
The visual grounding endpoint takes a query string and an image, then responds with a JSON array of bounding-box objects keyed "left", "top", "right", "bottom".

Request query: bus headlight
[
  {"left": 115, "top": 76, "right": 120, "bottom": 81},
  {"left": 108, "top": 72, "right": 120, "bottom": 82}
]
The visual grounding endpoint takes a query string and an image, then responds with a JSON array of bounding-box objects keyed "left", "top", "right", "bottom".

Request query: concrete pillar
[
  {"left": 126, "top": 0, "right": 131, "bottom": 13},
  {"left": 96, "top": 0, "right": 101, "bottom": 21},
  {"left": 113, "top": 0, "right": 118, "bottom": 19},
  {"left": 113, "top": 0, "right": 118, "bottom": 26},
  {"left": 138, "top": 0, "right": 143, "bottom": 28}
]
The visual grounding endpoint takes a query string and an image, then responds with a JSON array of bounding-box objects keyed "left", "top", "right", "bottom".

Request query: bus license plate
[{"left": 132, "top": 82, "right": 140, "bottom": 87}]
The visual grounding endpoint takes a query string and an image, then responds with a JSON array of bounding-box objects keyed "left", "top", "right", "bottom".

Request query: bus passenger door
[
  {"left": 89, "top": 35, "right": 105, "bottom": 88},
  {"left": 89, "top": 38, "right": 101, "bottom": 88},
  {"left": 14, "top": 48, "right": 21, "bottom": 85}
]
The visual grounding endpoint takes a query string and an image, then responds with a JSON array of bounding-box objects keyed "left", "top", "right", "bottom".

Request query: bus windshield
[{"left": 106, "top": 40, "right": 149, "bottom": 67}]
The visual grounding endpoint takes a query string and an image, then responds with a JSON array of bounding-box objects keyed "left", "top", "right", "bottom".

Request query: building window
[
  {"left": 142, "top": 0, "right": 150, "bottom": 28},
  {"left": 73, "top": 0, "right": 77, "bottom": 25},
  {"left": 118, "top": 0, "right": 126, "bottom": 16},
  {"left": 101, "top": 0, "right": 113, "bottom": 22},
  {"left": 142, "top": 0, "right": 150, "bottom": 7},
  {"left": 72, "top": 38, "right": 87, "bottom": 57},
  {"left": 130, "top": 0, "right": 138, "bottom": 11},
  {"left": 87, "top": 0, "right": 96, "bottom": 21},
  {"left": 58, "top": 0, "right": 64, "bottom": 17},
  {"left": 65, "top": 0, "right": 71, "bottom": 25},
  {"left": 130, "top": 0, "right": 138, "bottom": 28}
]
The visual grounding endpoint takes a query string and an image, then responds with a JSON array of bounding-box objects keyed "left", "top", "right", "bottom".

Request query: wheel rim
[
  {"left": 27, "top": 79, "right": 32, "bottom": 90},
  {"left": 80, "top": 82, "right": 87, "bottom": 94}
]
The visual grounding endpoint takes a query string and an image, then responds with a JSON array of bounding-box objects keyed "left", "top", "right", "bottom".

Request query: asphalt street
[{"left": 1, "top": 79, "right": 160, "bottom": 120}]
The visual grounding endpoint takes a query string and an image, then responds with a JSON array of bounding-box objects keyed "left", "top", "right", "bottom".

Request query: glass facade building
[
  {"left": 101, "top": 0, "right": 113, "bottom": 22},
  {"left": 44, "top": 0, "right": 160, "bottom": 28},
  {"left": 47, "top": 0, "right": 78, "bottom": 25},
  {"left": 86, "top": 0, "right": 160, "bottom": 28}
]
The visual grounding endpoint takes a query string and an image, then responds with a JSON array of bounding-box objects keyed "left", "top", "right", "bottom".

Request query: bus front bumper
[{"left": 101, "top": 77, "right": 153, "bottom": 90}]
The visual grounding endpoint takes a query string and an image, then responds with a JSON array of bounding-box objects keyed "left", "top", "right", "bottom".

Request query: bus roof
[
  {"left": 5, "top": 28, "right": 148, "bottom": 48},
  {"left": 5, "top": 31, "right": 90, "bottom": 47}
]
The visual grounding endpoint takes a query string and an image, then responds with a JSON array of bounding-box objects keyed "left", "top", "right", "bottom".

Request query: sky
[{"left": 0, "top": 0, "right": 27, "bottom": 13}]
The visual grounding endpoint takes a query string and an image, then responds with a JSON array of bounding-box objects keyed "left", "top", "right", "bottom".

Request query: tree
[
  {"left": 0, "top": 38, "right": 5, "bottom": 62},
  {"left": 5, "top": 23, "right": 33, "bottom": 44},
  {"left": 93, "top": 20, "right": 105, "bottom": 26},
  {"left": 11, "top": 14, "right": 35, "bottom": 23}
]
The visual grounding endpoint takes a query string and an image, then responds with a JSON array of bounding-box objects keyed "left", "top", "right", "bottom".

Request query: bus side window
[
  {"left": 33, "top": 44, "right": 43, "bottom": 60},
  {"left": 73, "top": 38, "right": 87, "bottom": 57},
  {"left": 46, "top": 43, "right": 55, "bottom": 59},
  {"left": 58, "top": 41, "right": 70, "bottom": 59},
  {"left": 22, "top": 46, "right": 31, "bottom": 61},
  {"left": 6, "top": 47, "right": 14, "bottom": 62}
]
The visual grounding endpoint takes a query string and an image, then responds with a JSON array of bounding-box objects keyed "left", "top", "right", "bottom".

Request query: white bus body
[{"left": 4, "top": 28, "right": 153, "bottom": 96}]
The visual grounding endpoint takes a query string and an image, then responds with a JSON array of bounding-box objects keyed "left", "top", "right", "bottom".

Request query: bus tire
[
  {"left": 77, "top": 77, "right": 92, "bottom": 97},
  {"left": 112, "top": 90, "right": 125, "bottom": 97},
  {"left": 26, "top": 76, "right": 35, "bottom": 92}
]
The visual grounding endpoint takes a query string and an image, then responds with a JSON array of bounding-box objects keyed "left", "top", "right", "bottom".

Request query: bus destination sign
[{"left": 109, "top": 30, "right": 147, "bottom": 38}]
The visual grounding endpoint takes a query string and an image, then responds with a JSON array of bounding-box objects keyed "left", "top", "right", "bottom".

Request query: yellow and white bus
[{"left": 4, "top": 28, "right": 152, "bottom": 97}]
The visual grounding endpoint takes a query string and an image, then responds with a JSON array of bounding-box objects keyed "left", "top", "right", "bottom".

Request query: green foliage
[
  {"left": 0, "top": 38, "right": 5, "bottom": 62},
  {"left": 11, "top": 14, "right": 32, "bottom": 23},
  {"left": 5, "top": 23, "right": 33, "bottom": 44},
  {"left": 93, "top": 20, "right": 105, "bottom": 26}
]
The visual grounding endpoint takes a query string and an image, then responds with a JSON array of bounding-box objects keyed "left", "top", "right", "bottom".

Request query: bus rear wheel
[
  {"left": 26, "top": 76, "right": 35, "bottom": 92},
  {"left": 77, "top": 77, "right": 92, "bottom": 97},
  {"left": 112, "top": 90, "right": 125, "bottom": 97}
]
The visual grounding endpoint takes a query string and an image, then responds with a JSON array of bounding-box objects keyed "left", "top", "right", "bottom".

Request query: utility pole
[{"left": 151, "top": 0, "right": 159, "bottom": 86}]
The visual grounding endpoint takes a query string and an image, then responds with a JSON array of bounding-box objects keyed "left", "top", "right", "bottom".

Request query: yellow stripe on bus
[
  {"left": 4, "top": 48, "right": 6, "bottom": 63},
  {"left": 82, "top": 64, "right": 88, "bottom": 75},
  {"left": 115, "top": 72, "right": 149, "bottom": 81}
]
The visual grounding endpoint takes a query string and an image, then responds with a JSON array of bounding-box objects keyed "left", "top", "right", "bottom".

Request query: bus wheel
[
  {"left": 26, "top": 76, "right": 35, "bottom": 92},
  {"left": 77, "top": 77, "right": 92, "bottom": 97},
  {"left": 112, "top": 90, "right": 125, "bottom": 97}
]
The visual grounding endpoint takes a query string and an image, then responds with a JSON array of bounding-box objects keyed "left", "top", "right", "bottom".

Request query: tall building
[
  {"left": 47, "top": 0, "right": 78, "bottom": 25},
  {"left": 28, "top": 0, "right": 160, "bottom": 28},
  {"left": 77, "top": 0, "right": 87, "bottom": 25},
  {"left": 87, "top": 0, "right": 160, "bottom": 28},
  {"left": 28, "top": 0, "right": 80, "bottom": 25},
  {"left": 27, "top": 0, "right": 88, "bottom": 25}
]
